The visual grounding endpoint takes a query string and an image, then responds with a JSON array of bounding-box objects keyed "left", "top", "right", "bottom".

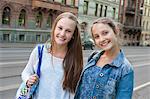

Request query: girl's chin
[
  {"left": 56, "top": 42, "right": 68, "bottom": 46},
  {"left": 55, "top": 40, "right": 65, "bottom": 44},
  {"left": 57, "top": 43, "right": 66, "bottom": 46}
]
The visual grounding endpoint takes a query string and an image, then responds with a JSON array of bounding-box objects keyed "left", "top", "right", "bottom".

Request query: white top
[{"left": 21, "top": 44, "right": 74, "bottom": 99}]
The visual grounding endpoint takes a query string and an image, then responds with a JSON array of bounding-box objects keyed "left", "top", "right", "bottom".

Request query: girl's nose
[
  {"left": 99, "top": 35, "right": 105, "bottom": 42},
  {"left": 60, "top": 30, "right": 65, "bottom": 36}
]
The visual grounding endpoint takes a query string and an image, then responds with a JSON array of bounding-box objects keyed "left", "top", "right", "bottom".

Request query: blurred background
[{"left": 0, "top": 0, "right": 150, "bottom": 99}]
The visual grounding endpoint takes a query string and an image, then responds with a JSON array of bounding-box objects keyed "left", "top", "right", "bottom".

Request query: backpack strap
[
  {"left": 87, "top": 51, "right": 98, "bottom": 62},
  {"left": 36, "top": 45, "right": 44, "bottom": 78}
]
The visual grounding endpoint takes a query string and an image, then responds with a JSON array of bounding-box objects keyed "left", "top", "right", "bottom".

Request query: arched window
[
  {"left": 83, "top": 1, "right": 88, "bottom": 15},
  {"left": 36, "top": 11, "right": 43, "bottom": 28},
  {"left": 2, "top": 7, "right": 11, "bottom": 25},
  {"left": 18, "top": 9, "right": 26, "bottom": 26},
  {"left": 47, "top": 13, "right": 52, "bottom": 28}
]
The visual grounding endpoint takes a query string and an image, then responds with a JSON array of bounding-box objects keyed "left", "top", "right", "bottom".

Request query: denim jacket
[{"left": 74, "top": 50, "right": 134, "bottom": 99}]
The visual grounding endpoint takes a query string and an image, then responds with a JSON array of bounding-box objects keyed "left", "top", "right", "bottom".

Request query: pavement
[
  {"left": 0, "top": 43, "right": 37, "bottom": 48},
  {"left": 0, "top": 43, "right": 150, "bottom": 99}
]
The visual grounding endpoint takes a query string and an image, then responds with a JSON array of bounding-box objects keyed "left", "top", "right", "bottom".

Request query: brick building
[
  {"left": 119, "top": 0, "right": 143, "bottom": 46},
  {"left": 0, "top": 0, "right": 78, "bottom": 43}
]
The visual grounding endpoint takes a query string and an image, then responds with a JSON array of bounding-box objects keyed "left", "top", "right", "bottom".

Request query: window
[
  {"left": 142, "top": 21, "right": 145, "bottom": 30},
  {"left": 145, "top": 0, "right": 147, "bottom": 3},
  {"left": 124, "top": 35, "right": 127, "bottom": 39},
  {"left": 80, "top": 22, "right": 87, "bottom": 32},
  {"left": 47, "top": 13, "right": 52, "bottom": 28},
  {"left": 149, "top": 9, "right": 150, "bottom": 16},
  {"left": 18, "top": 9, "right": 26, "bottom": 26},
  {"left": 83, "top": 1, "right": 88, "bottom": 15},
  {"left": 144, "top": 8, "right": 147, "bottom": 16},
  {"left": 36, "top": 11, "right": 43, "bottom": 28},
  {"left": 19, "top": 34, "right": 25, "bottom": 41},
  {"left": 62, "top": 0, "right": 66, "bottom": 4},
  {"left": 71, "top": 0, "right": 75, "bottom": 6},
  {"left": 2, "top": 7, "right": 11, "bottom": 25},
  {"left": 146, "top": 21, "right": 149, "bottom": 30},
  {"left": 113, "top": 8, "right": 116, "bottom": 19},
  {"left": 104, "top": 6, "right": 107, "bottom": 17},
  {"left": 100, "top": 5, "right": 103, "bottom": 17},
  {"left": 47, "top": 34, "right": 50, "bottom": 41},
  {"left": 36, "top": 35, "right": 41, "bottom": 42},
  {"left": 3, "top": 34, "right": 10, "bottom": 41},
  {"left": 95, "top": 3, "right": 98, "bottom": 16}
]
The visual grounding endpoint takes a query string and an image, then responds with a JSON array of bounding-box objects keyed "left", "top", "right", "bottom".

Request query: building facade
[
  {"left": 119, "top": 0, "right": 143, "bottom": 46},
  {"left": 78, "top": 0, "right": 120, "bottom": 41},
  {"left": 0, "top": 0, "right": 78, "bottom": 43},
  {"left": 140, "top": 0, "right": 150, "bottom": 46}
]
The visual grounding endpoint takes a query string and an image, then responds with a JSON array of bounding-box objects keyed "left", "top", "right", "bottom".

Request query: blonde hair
[{"left": 49, "top": 12, "right": 83, "bottom": 93}]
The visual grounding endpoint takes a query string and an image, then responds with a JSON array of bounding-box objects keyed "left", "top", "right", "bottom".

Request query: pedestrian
[
  {"left": 74, "top": 17, "right": 134, "bottom": 99},
  {"left": 21, "top": 12, "right": 83, "bottom": 99}
]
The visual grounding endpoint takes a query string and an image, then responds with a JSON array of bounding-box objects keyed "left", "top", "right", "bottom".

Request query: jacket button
[
  {"left": 96, "top": 85, "right": 99, "bottom": 88},
  {"left": 99, "top": 73, "right": 104, "bottom": 77},
  {"left": 93, "top": 96, "right": 96, "bottom": 99}
]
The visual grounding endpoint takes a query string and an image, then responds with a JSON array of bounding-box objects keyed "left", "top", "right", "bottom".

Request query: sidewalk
[{"left": 0, "top": 43, "right": 37, "bottom": 48}]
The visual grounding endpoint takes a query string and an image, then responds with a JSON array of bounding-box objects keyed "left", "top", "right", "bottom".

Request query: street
[{"left": 0, "top": 44, "right": 150, "bottom": 99}]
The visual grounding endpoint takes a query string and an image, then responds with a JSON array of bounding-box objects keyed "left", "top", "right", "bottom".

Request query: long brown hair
[{"left": 50, "top": 12, "right": 83, "bottom": 93}]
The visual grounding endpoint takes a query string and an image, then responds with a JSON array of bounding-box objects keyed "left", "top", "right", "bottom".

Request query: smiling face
[
  {"left": 92, "top": 23, "right": 118, "bottom": 51},
  {"left": 54, "top": 17, "right": 76, "bottom": 47}
]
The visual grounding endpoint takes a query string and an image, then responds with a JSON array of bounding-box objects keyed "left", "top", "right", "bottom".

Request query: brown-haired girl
[{"left": 21, "top": 12, "right": 83, "bottom": 99}]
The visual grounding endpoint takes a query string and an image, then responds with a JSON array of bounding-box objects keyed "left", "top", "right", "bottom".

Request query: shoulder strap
[
  {"left": 87, "top": 51, "right": 98, "bottom": 62},
  {"left": 36, "top": 45, "right": 44, "bottom": 78}
]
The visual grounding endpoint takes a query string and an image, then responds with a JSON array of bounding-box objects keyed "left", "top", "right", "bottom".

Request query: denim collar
[
  {"left": 110, "top": 50, "right": 125, "bottom": 67},
  {"left": 84, "top": 49, "right": 125, "bottom": 70}
]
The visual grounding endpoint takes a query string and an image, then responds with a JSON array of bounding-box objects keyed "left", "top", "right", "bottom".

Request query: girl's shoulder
[
  {"left": 31, "top": 44, "right": 45, "bottom": 57},
  {"left": 119, "top": 56, "right": 134, "bottom": 76}
]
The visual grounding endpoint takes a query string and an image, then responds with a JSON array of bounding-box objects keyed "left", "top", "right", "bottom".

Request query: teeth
[
  {"left": 56, "top": 35, "right": 65, "bottom": 40},
  {"left": 101, "top": 43, "right": 106, "bottom": 46},
  {"left": 100, "top": 41, "right": 108, "bottom": 46}
]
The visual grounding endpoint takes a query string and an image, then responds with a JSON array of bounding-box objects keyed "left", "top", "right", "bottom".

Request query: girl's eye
[
  {"left": 102, "top": 31, "right": 108, "bottom": 35},
  {"left": 58, "top": 26, "right": 62, "bottom": 30},
  {"left": 66, "top": 30, "right": 71, "bottom": 33},
  {"left": 94, "top": 35, "right": 99, "bottom": 39}
]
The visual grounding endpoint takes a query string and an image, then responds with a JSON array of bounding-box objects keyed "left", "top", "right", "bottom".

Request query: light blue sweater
[{"left": 22, "top": 45, "right": 74, "bottom": 99}]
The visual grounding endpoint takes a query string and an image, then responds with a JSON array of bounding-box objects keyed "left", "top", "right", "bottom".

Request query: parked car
[{"left": 82, "top": 38, "right": 95, "bottom": 50}]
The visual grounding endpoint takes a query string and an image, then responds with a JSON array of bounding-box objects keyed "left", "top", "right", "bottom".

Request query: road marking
[
  {"left": 127, "top": 54, "right": 150, "bottom": 58},
  {"left": 134, "top": 82, "right": 150, "bottom": 91},
  {"left": 0, "top": 61, "right": 27, "bottom": 66},
  {"left": 0, "top": 84, "right": 20, "bottom": 91},
  {"left": 0, "top": 55, "right": 29, "bottom": 58},
  {"left": 134, "top": 62, "right": 150, "bottom": 67}
]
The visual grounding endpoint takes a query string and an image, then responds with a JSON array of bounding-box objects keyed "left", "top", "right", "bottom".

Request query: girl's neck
[
  {"left": 51, "top": 45, "right": 68, "bottom": 59},
  {"left": 103, "top": 45, "right": 120, "bottom": 59}
]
